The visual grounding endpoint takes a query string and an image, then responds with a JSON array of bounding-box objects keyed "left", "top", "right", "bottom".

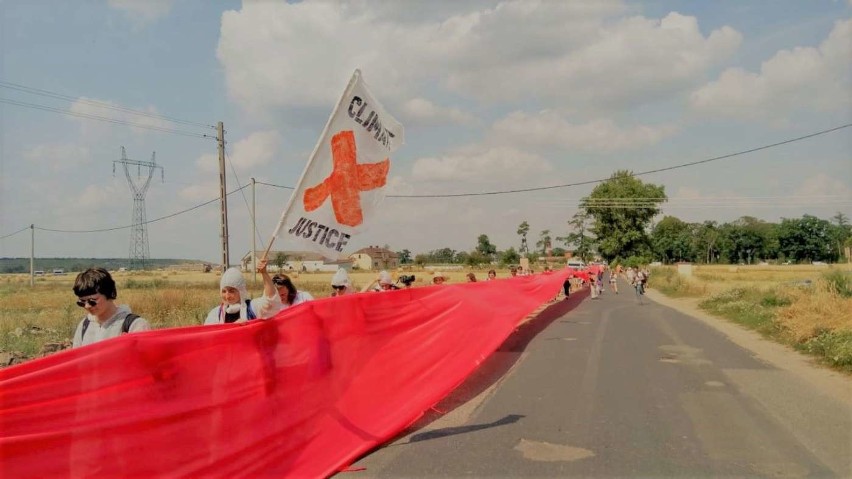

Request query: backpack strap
[
  {"left": 246, "top": 299, "right": 256, "bottom": 320},
  {"left": 81, "top": 317, "right": 90, "bottom": 341},
  {"left": 122, "top": 313, "right": 140, "bottom": 333},
  {"left": 79, "top": 313, "right": 139, "bottom": 342}
]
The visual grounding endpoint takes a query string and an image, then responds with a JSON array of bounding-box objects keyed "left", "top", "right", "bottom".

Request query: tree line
[{"left": 399, "top": 170, "right": 851, "bottom": 267}]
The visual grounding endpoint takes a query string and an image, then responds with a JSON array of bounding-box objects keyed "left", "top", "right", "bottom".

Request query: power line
[
  {"left": 375, "top": 123, "right": 851, "bottom": 197},
  {"left": 0, "top": 80, "right": 215, "bottom": 129},
  {"left": 232, "top": 124, "right": 852, "bottom": 198},
  {"left": 0, "top": 225, "right": 29, "bottom": 240},
  {"left": 0, "top": 97, "right": 213, "bottom": 139},
  {"left": 34, "top": 185, "right": 250, "bottom": 233}
]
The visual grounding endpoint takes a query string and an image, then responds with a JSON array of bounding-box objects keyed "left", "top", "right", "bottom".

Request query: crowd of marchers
[{"left": 72, "top": 262, "right": 586, "bottom": 348}]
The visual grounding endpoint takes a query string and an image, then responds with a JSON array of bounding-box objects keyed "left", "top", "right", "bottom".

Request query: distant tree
[
  {"left": 273, "top": 252, "right": 288, "bottom": 270},
  {"left": 397, "top": 249, "right": 412, "bottom": 264},
  {"left": 500, "top": 247, "right": 520, "bottom": 265},
  {"left": 831, "top": 212, "right": 851, "bottom": 260},
  {"left": 536, "top": 230, "right": 552, "bottom": 255},
  {"left": 719, "top": 216, "right": 769, "bottom": 264},
  {"left": 455, "top": 251, "right": 470, "bottom": 265},
  {"left": 414, "top": 254, "right": 428, "bottom": 266},
  {"left": 777, "top": 215, "right": 837, "bottom": 263},
  {"left": 476, "top": 234, "right": 497, "bottom": 260},
  {"left": 517, "top": 221, "right": 530, "bottom": 255},
  {"left": 466, "top": 251, "right": 489, "bottom": 267},
  {"left": 551, "top": 247, "right": 566, "bottom": 257},
  {"left": 429, "top": 247, "right": 456, "bottom": 264},
  {"left": 692, "top": 221, "right": 721, "bottom": 264},
  {"left": 582, "top": 170, "right": 666, "bottom": 263},
  {"left": 557, "top": 211, "right": 595, "bottom": 261},
  {"left": 651, "top": 216, "right": 695, "bottom": 263}
]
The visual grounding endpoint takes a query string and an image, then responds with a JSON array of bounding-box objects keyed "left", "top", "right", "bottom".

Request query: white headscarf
[
  {"left": 331, "top": 268, "right": 351, "bottom": 287},
  {"left": 220, "top": 267, "right": 250, "bottom": 321},
  {"left": 378, "top": 270, "right": 393, "bottom": 285}
]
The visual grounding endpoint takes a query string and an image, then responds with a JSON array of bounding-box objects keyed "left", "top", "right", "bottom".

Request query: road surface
[{"left": 346, "top": 281, "right": 852, "bottom": 478}]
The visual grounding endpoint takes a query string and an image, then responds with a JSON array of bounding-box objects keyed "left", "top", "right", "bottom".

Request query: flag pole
[{"left": 261, "top": 69, "right": 362, "bottom": 262}]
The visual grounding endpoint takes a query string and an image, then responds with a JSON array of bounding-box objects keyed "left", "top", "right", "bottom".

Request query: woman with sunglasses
[
  {"left": 330, "top": 268, "right": 353, "bottom": 296},
  {"left": 72, "top": 267, "right": 151, "bottom": 348}
]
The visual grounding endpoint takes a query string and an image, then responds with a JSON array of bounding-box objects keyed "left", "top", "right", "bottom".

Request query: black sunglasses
[
  {"left": 331, "top": 285, "right": 346, "bottom": 291},
  {"left": 76, "top": 298, "right": 98, "bottom": 307},
  {"left": 272, "top": 277, "right": 287, "bottom": 286}
]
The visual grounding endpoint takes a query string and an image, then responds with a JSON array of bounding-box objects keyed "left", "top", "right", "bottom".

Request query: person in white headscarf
[
  {"left": 330, "top": 268, "right": 354, "bottom": 297},
  {"left": 204, "top": 267, "right": 272, "bottom": 325},
  {"left": 361, "top": 270, "right": 398, "bottom": 292}
]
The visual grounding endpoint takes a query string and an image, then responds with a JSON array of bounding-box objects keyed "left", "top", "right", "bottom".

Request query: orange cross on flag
[
  {"left": 303, "top": 130, "right": 390, "bottom": 227},
  {"left": 271, "top": 70, "right": 404, "bottom": 260}
]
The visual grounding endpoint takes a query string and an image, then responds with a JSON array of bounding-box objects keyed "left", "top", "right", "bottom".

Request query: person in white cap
[
  {"left": 432, "top": 272, "right": 447, "bottom": 285},
  {"left": 361, "top": 270, "right": 398, "bottom": 292},
  {"left": 330, "top": 268, "right": 354, "bottom": 297},
  {"left": 204, "top": 267, "right": 270, "bottom": 324}
]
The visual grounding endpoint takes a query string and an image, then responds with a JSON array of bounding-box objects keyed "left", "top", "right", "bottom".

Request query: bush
[
  {"left": 822, "top": 270, "right": 851, "bottom": 298},
  {"left": 798, "top": 329, "right": 852, "bottom": 371}
]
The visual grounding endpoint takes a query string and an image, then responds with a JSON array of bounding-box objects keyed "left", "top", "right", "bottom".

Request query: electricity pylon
[{"left": 113, "top": 146, "right": 163, "bottom": 270}]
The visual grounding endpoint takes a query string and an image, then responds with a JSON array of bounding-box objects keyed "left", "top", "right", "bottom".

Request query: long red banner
[{"left": 0, "top": 271, "right": 569, "bottom": 478}]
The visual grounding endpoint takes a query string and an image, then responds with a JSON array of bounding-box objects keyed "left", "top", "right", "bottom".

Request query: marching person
[
  {"left": 255, "top": 258, "right": 313, "bottom": 318},
  {"left": 362, "top": 270, "right": 398, "bottom": 292},
  {"left": 330, "top": 268, "right": 354, "bottom": 296},
  {"left": 204, "top": 267, "right": 261, "bottom": 325},
  {"left": 72, "top": 267, "right": 151, "bottom": 348}
]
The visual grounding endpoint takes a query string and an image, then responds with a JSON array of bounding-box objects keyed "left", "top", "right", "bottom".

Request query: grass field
[
  {"left": 649, "top": 264, "right": 852, "bottom": 372},
  {"left": 0, "top": 267, "right": 495, "bottom": 361}
]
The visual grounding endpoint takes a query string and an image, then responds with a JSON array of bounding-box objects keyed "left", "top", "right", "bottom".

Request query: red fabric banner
[{"left": 0, "top": 271, "right": 569, "bottom": 478}]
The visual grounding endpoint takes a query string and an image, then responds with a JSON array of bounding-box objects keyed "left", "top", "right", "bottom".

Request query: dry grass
[{"left": 776, "top": 279, "right": 852, "bottom": 342}]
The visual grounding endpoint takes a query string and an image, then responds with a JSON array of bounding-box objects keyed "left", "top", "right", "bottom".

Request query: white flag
[{"left": 271, "top": 70, "right": 404, "bottom": 260}]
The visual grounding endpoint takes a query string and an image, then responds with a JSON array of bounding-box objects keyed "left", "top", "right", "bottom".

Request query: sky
[{"left": 1, "top": 0, "right": 850, "bottom": 263}]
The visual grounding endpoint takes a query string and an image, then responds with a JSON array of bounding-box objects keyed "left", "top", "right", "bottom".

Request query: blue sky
[{"left": 1, "top": 0, "right": 850, "bottom": 263}]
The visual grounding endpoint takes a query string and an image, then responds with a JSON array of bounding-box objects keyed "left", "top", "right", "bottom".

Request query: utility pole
[
  {"left": 29, "top": 224, "right": 34, "bottom": 287},
  {"left": 251, "top": 177, "right": 257, "bottom": 285},
  {"left": 217, "top": 121, "right": 230, "bottom": 272}
]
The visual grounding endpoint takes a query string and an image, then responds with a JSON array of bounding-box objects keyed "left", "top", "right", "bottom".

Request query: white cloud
[
  {"left": 107, "top": 0, "right": 174, "bottom": 24},
  {"left": 24, "top": 144, "right": 92, "bottom": 171},
  {"left": 401, "top": 98, "right": 477, "bottom": 126},
  {"left": 491, "top": 111, "right": 677, "bottom": 152},
  {"left": 196, "top": 130, "right": 282, "bottom": 175},
  {"left": 690, "top": 18, "right": 852, "bottom": 121},
  {"left": 411, "top": 145, "right": 551, "bottom": 183},
  {"left": 217, "top": 2, "right": 740, "bottom": 115}
]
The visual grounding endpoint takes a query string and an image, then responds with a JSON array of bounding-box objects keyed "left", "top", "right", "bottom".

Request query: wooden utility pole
[{"left": 217, "top": 121, "right": 229, "bottom": 272}]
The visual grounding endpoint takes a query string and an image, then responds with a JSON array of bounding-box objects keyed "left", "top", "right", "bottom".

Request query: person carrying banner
[
  {"left": 254, "top": 258, "right": 313, "bottom": 317},
  {"left": 72, "top": 267, "right": 151, "bottom": 348},
  {"left": 331, "top": 268, "right": 354, "bottom": 296},
  {"left": 362, "top": 270, "right": 397, "bottom": 292},
  {"left": 204, "top": 267, "right": 265, "bottom": 325}
]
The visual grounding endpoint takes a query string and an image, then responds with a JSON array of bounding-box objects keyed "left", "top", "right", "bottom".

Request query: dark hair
[
  {"left": 272, "top": 275, "right": 297, "bottom": 305},
  {"left": 73, "top": 267, "right": 117, "bottom": 299},
  {"left": 466, "top": 272, "right": 477, "bottom": 282},
  {"left": 488, "top": 269, "right": 496, "bottom": 276}
]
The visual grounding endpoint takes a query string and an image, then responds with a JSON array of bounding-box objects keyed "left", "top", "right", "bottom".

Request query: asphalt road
[{"left": 345, "top": 280, "right": 852, "bottom": 478}]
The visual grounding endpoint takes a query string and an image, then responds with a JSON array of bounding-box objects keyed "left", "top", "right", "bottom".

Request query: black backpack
[{"left": 80, "top": 313, "right": 140, "bottom": 341}]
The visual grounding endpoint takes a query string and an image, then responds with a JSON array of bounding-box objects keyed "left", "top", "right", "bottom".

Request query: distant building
[
  {"left": 350, "top": 246, "right": 399, "bottom": 271},
  {"left": 239, "top": 250, "right": 352, "bottom": 273}
]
